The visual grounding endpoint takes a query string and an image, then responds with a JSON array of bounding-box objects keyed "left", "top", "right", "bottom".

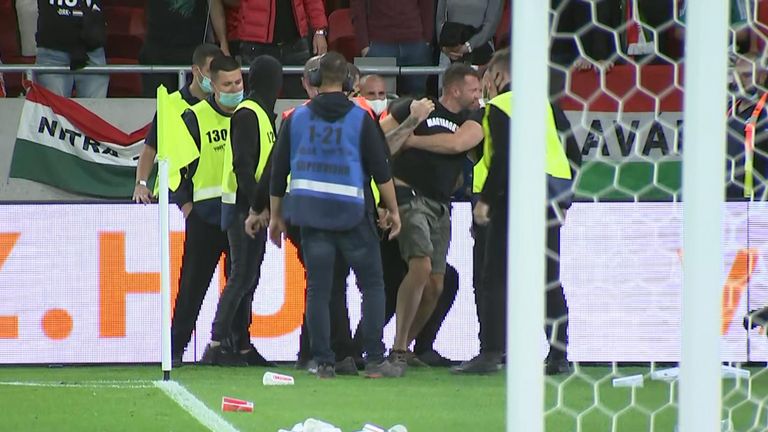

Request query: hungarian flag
[{"left": 9, "top": 83, "right": 151, "bottom": 198}]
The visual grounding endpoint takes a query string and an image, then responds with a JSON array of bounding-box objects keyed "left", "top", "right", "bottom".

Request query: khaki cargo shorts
[{"left": 396, "top": 193, "right": 451, "bottom": 274}]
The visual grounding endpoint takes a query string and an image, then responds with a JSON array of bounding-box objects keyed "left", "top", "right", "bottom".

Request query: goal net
[{"left": 542, "top": 0, "right": 768, "bottom": 430}]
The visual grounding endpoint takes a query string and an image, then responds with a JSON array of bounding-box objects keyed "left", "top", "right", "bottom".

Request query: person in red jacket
[
  {"left": 351, "top": 0, "right": 434, "bottom": 97},
  {"left": 235, "top": 0, "right": 329, "bottom": 98},
  {"left": 224, "top": 0, "right": 241, "bottom": 58}
]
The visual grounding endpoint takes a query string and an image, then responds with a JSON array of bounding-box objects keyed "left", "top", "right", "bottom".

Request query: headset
[{"left": 307, "top": 54, "right": 356, "bottom": 92}]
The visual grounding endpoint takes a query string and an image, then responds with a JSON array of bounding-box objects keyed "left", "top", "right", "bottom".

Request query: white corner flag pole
[
  {"left": 680, "top": 0, "right": 728, "bottom": 430},
  {"left": 507, "top": 0, "right": 547, "bottom": 431},
  {"left": 158, "top": 158, "right": 172, "bottom": 381}
]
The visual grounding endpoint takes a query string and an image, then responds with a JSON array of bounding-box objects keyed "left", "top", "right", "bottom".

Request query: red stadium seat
[
  {"left": 0, "top": 0, "right": 29, "bottom": 97},
  {"left": 1, "top": 55, "right": 34, "bottom": 98},
  {"left": 105, "top": 34, "right": 144, "bottom": 61},
  {"left": 104, "top": 5, "right": 146, "bottom": 38},
  {"left": 0, "top": 0, "right": 20, "bottom": 58},
  {"left": 106, "top": 58, "right": 142, "bottom": 98},
  {"left": 328, "top": 8, "right": 359, "bottom": 61},
  {"left": 755, "top": 0, "right": 768, "bottom": 48}
]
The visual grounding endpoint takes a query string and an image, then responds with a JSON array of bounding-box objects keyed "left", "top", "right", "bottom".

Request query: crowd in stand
[{"left": 2, "top": 1, "right": 767, "bottom": 99}]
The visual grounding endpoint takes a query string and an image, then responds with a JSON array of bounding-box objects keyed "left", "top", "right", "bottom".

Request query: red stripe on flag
[
  {"left": 626, "top": 0, "right": 639, "bottom": 47},
  {"left": 25, "top": 83, "right": 151, "bottom": 146},
  {"left": 558, "top": 64, "right": 683, "bottom": 112}
]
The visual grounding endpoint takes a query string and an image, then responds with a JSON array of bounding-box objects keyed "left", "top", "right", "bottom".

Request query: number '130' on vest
[
  {"left": 186, "top": 101, "right": 231, "bottom": 204},
  {"left": 288, "top": 105, "right": 368, "bottom": 230}
]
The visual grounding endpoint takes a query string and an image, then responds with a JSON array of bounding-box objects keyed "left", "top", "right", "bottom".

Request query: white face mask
[{"left": 368, "top": 98, "right": 388, "bottom": 115}]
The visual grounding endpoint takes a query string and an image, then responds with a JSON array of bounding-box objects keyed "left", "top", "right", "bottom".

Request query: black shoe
[
  {"left": 364, "top": 359, "right": 405, "bottom": 378},
  {"left": 451, "top": 353, "right": 502, "bottom": 375},
  {"left": 744, "top": 307, "right": 768, "bottom": 330},
  {"left": 316, "top": 363, "right": 336, "bottom": 379},
  {"left": 334, "top": 356, "right": 359, "bottom": 376},
  {"left": 403, "top": 350, "right": 429, "bottom": 367},
  {"left": 416, "top": 349, "right": 453, "bottom": 367},
  {"left": 240, "top": 345, "right": 277, "bottom": 367},
  {"left": 544, "top": 357, "right": 572, "bottom": 376},
  {"left": 200, "top": 343, "right": 247, "bottom": 367}
]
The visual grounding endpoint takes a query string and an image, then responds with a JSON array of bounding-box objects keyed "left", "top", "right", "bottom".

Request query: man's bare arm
[
  {"left": 380, "top": 98, "right": 434, "bottom": 156},
  {"left": 404, "top": 120, "right": 483, "bottom": 154},
  {"left": 210, "top": 0, "right": 230, "bottom": 55},
  {"left": 384, "top": 115, "right": 422, "bottom": 156},
  {"left": 133, "top": 144, "right": 156, "bottom": 203}
]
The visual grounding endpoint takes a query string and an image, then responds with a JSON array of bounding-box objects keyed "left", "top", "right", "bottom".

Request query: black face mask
[{"left": 247, "top": 55, "right": 284, "bottom": 115}]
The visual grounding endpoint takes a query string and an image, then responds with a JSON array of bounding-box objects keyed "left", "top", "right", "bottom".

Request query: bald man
[{"left": 358, "top": 74, "right": 389, "bottom": 116}]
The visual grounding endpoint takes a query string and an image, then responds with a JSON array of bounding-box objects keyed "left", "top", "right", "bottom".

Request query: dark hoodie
[
  {"left": 231, "top": 55, "right": 283, "bottom": 214},
  {"left": 269, "top": 92, "right": 392, "bottom": 212}
]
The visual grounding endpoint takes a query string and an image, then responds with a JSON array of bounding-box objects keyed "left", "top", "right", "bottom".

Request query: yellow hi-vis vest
[
  {"left": 155, "top": 86, "right": 201, "bottom": 193},
  {"left": 184, "top": 101, "right": 231, "bottom": 203},
  {"left": 472, "top": 92, "right": 572, "bottom": 194},
  {"left": 221, "top": 99, "right": 276, "bottom": 204}
]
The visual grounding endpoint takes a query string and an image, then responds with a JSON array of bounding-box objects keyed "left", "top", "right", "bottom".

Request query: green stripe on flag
[
  {"left": 10, "top": 139, "right": 155, "bottom": 199},
  {"left": 575, "top": 160, "right": 682, "bottom": 201}
]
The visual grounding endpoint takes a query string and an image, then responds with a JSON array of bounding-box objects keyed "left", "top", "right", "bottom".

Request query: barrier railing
[{"left": 0, "top": 64, "right": 447, "bottom": 90}]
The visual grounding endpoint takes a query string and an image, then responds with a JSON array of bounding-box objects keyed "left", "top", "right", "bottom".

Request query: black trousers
[
  {"left": 210, "top": 209, "right": 267, "bottom": 349},
  {"left": 472, "top": 222, "right": 489, "bottom": 352},
  {"left": 545, "top": 208, "right": 568, "bottom": 359},
  {"left": 478, "top": 203, "right": 569, "bottom": 359},
  {"left": 240, "top": 39, "right": 311, "bottom": 99},
  {"left": 170, "top": 210, "right": 229, "bottom": 356}
]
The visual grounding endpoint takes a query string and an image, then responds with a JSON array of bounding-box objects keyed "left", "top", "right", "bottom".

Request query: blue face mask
[
  {"left": 218, "top": 90, "right": 244, "bottom": 108},
  {"left": 198, "top": 74, "right": 213, "bottom": 94}
]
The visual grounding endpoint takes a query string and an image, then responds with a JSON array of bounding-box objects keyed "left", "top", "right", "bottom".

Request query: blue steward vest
[{"left": 288, "top": 105, "right": 367, "bottom": 230}]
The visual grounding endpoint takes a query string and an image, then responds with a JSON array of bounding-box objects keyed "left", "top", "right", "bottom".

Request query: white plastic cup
[
  {"left": 263, "top": 371, "right": 295, "bottom": 386},
  {"left": 612, "top": 374, "right": 644, "bottom": 388},
  {"left": 303, "top": 418, "right": 341, "bottom": 432},
  {"left": 388, "top": 425, "right": 408, "bottom": 432}
]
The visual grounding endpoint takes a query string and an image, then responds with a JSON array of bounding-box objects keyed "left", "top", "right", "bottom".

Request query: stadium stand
[
  {"left": 103, "top": 3, "right": 145, "bottom": 97},
  {"left": 0, "top": 0, "right": 33, "bottom": 97},
  {"left": 328, "top": 8, "right": 359, "bottom": 61}
]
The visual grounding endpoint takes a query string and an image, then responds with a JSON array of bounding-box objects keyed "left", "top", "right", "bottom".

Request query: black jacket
[
  {"left": 232, "top": 56, "right": 283, "bottom": 213},
  {"left": 37, "top": 0, "right": 106, "bottom": 67}
]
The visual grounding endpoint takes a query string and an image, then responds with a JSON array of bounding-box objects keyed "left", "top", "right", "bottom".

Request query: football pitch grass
[{"left": 1, "top": 365, "right": 767, "bottom": 431}]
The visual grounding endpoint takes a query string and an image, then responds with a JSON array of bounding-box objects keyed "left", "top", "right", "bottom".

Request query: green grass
[{"left": 0, "top": 365, "right": 767, "bottom": 431}]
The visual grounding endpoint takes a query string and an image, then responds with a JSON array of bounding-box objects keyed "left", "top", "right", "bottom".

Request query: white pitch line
[
  {"left": 0, "top": 380, "right": 155, "bottom": 389},
  {"left": 154, "top": 380, "right": 239, "bottom": 432}
]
